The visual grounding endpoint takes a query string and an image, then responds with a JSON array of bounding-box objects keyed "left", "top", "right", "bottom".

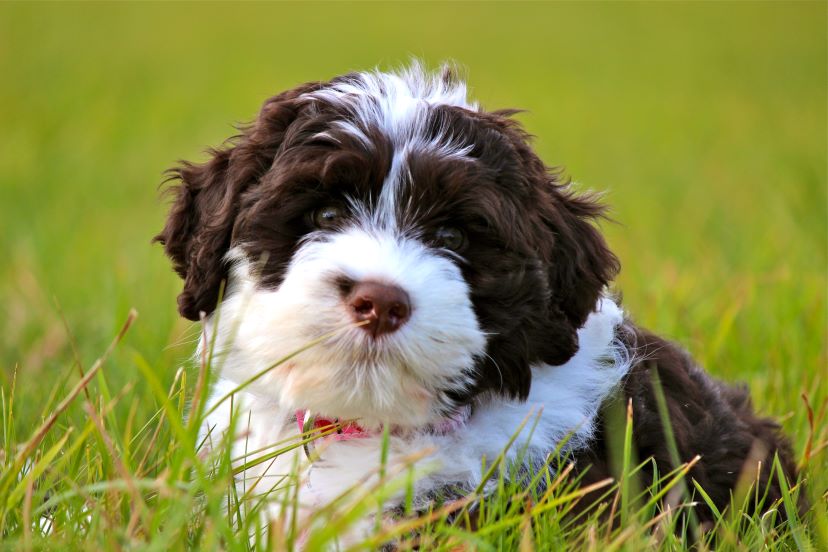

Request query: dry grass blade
[
  {"left": 0, "top": 310, "right": 137, "bottom": 494},
  {"left": 135, "top": 367, "right": 185, "bottom": 478},
  {"left": 800, "top": 393, "right": 815, "bottom": 470},
  {"left": 355, "top": 495, "right": 477, "bottom": 550}
]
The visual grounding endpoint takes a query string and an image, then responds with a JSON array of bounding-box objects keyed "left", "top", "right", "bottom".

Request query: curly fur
[{"left": 156, "top": 63, "right": 801, "bottom": 535}]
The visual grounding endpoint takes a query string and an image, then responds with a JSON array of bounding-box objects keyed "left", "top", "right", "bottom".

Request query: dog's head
[{"left": 156, "top": 65, "right": 618, "bottom": 428}]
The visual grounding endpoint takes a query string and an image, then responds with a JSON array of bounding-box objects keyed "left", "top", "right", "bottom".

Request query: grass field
[{"left": 0, "top": 2, "right": 825, "bottom": 549}]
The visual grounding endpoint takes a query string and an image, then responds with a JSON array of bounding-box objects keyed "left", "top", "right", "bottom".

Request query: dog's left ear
[
  {"left": 487, "top": 111, "right": 619, "bottom": 366},
  {"left": 541, "top": 183, "right": 620, "bottom": 346}
]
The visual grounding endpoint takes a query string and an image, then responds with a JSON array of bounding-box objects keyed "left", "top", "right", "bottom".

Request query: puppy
[{"left": 156, "top": 64, "right": 800, "bottom": 536}]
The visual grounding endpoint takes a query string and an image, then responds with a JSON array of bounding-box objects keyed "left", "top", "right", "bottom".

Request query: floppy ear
[
  {"left": 154, "top": 82, "right": 323, "bottom": 321},
  {"left": 519, "top": 170, "right": 619, "bottom": 369},
  {"left": 487, "top": 110, "right": 619, "bottom": 366},
  {"left": 542, "top": 183, "right": 620, "bottom": 339}
]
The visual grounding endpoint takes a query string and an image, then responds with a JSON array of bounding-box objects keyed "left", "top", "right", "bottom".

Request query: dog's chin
[{"left": 274, "top": 351, "right": 468, "bottom": 429}]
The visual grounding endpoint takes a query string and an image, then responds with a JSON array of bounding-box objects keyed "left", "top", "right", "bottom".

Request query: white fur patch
[{"left": 304, "top": 62, "right": 476, "bottom": 152}]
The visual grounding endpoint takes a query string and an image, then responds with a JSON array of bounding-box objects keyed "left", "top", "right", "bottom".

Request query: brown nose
[{"left": 347, "top": 281, "right": 411, "bottom": 337}]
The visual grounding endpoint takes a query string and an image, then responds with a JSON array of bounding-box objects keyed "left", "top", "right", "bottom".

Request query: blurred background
[{"left": 0, "top": 2, "right": 825, "bottom": 439}]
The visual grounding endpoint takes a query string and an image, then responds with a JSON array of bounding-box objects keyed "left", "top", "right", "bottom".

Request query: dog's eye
[
  {"left": 312, "top": 205, "right": 344, "bottom": 229},
  {"left": 433, "top": 226, "right": 466, "bottom": 252}
]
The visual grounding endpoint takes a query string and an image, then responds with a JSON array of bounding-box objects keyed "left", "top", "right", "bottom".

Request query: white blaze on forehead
[
  {"left": 303, "top": 63, "right": 477, "bottom": 148},
  {"left": 303, "top": 63, "right": 478, "bottom": 229},
  {"left": 377, "top": 149, "right": 407, "bottom": 229}
]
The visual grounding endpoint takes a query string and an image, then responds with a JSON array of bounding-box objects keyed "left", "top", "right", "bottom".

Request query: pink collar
[
  {"left": 296, "top": 411, "right": 370, "bottom": 441},
  {"left": 296, "top": 406, "right": 472, "bottom": 459}
]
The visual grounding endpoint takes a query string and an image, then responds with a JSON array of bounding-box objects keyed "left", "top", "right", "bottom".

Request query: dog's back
[{"left": 574, "top": 324, "right": 803, "bottom": 523}]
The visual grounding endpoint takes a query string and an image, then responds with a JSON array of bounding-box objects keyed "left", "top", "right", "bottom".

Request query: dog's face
[{"left": 156, "top": 66, "right": 618, "bottom": 428}]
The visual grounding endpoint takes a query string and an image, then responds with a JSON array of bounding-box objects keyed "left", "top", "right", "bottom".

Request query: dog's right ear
[{"left": 154, "top": 82, "right": 323, "bottom": 321}]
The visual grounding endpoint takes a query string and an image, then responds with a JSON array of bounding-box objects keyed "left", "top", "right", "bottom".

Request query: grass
[{"left": 0, "top": 1, "right": 825, "bottom": 550}]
